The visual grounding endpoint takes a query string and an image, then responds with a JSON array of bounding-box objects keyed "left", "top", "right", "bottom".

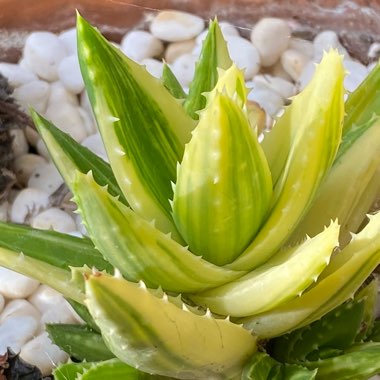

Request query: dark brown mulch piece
[
  {"left": 0, "top": 73, "right": 34, "bottom": 202},
  {"left": 0, "top": 348, "right": 52, "bottom": 380}
]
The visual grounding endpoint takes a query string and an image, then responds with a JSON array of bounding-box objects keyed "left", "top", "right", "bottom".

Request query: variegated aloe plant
[{"left": 0, "top": 13, "right": 380, "bottom": 380}]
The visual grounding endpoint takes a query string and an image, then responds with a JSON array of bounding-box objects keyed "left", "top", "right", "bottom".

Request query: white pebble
[
  {"left": 13, "top": 79, "right": 50, "bottom": 113},
  {"left": 141, "top": 58, "right": 164, "bottom": 79},
  {"left": 150, "top": 10, "right": 204, "bottom": 42},
  {"left": 0, "top": 295, "right": 4, "bottom": 314},
  {"left": 10, "top": 129, "right": 28, "bottom": 158},
  {"left": 281, "top": 49, "right": 310, "bottom": 81},
  {"left": 253, "top": 75, "right": 295, "bottom": 99},
  {"left": 0, "top": 63, "right": 37, "bottom": 87},
  {"left": 28, "top": 162, "right": 63, "bottom": 195},
  {"left": 251, "top": 18, "right": 291, "bottom": 67},
  {"left": 247, "top": 81, "right": 284, "bottom": 116},
  {"left": 81, "top": 133, "right": 108, "bottom": 161},
  {"left": 368, "top": 42, "right": 380, "bottom": 60},
  {"left": 0, "top": 316, "right": 38, "bottom": 354},
  {"left": 344, "top": 59, "right": 368, "bottom": 92},
  {"left": 24, "top": 126, "right": 40, "bottom": 147},
  {"left": 165, "top": 39, "right": 196, "bottom": 63},
  {"left": 23, "top": 32, "right": 67, "bottom": 81},
  {"left": 0, "top": 299, "right": 41, "bottom": 324},
  {"left": 48, "top": 81, "right": 79, "bottom": 107},
  {"left": 78, "top": 106, "right": 97, "bottom": 136},
  {"left": 227, "top": 36, "right": 261, "bottom": 79},
  {"left": 12, "top": 153, "right": 47, "bottom": 186},
  {"left": 32, "top": 207, "right": 76, "bottom": 234},
  {"left": 121, "top": 30, "right": 164, "bottom": 62},
  {"left": 29, "top": 285, "right": 79, "bottom": 323},
  {"left": 58, "top": 55, "right": 84, "bottom": 94},
  {"left": 298, "top": 61, "right": 316, "bottom": 90},
  {"left": 171, "top": 53, "right": 198, "bottom": 87},
  {"left": 45, "top": 103, "right": 88, "bottom": 142},
  {"left": 313, "top": 30, "right": 348, "bottom": 61},
  {"left": 36, "top": 138, "right": 51, "bottom": 161},
  {"left": 0, "top": 202, "right": 9, "bottom": 222},
  {"left": 269, "top": 60, "right": 294, "bottom": 81},
  {"left": 10, "top": 188, "right": 50, "bottom": 224},
  {"left": 0, "top": 268, "right": 40, "bottom": 299},
  {"left": 59, "top": 28, "right": 77, "bottom": 55},
  {"left": 289, "top": 37, "right": 314, "bottom": 58},
  {"left": 20, "top": 332, "right": 69, "bottom": 376}
]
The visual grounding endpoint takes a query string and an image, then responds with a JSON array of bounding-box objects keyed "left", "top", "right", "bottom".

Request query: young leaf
[
  {"left": 72, "top": 171, "right": 244, "bottom": 293},
  {"left": 173, "top": 92, "right": 272, "bottom": 265},
  {"left": 47, "top": 324, "right": 114, "bottom": 362},
  {"left": 242, "top": 352, "right": 317, "bottom": 380},
  {"left": 240, "top": 211, "right": 380, "bottom": 338},
  {"left": 184, "top": 18, "right": 232, "bottom": 119},
  {"left": 230, "top": 50, "right": 345, "bottom": 271},
  {"left": 191, "top": 221, "right": 339, "bottom": 317},
  {"left": 161, "top": 63, "right": 186, "bottom": 100},
  {"left": 84, "top": 272, "right": 257, "bottom": 379},
  {"left": 0, "top": 221, "right": 112, "bottom": 272},
  {"left": 77, "top": 14, "right": 196, "bottom": 239},
  {"left": 31, "top": 110, "right": 128, "bottom": 206}
]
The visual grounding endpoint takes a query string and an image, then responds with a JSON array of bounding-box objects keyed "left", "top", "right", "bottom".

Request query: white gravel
[{"left": 0, "top": 9, "right": 377, "bottom": 376}]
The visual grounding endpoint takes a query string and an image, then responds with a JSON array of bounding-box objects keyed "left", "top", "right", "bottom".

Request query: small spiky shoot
[{"left": 1, "top": 13, "right": 380, "bottom": 380}]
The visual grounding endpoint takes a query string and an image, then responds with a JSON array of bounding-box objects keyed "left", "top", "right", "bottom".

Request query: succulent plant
[{"left": 0, "top": 13, "right": 380, "bottom": 380}]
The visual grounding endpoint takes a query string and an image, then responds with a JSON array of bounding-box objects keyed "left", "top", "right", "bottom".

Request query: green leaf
[
  {"left": 47, "top": 323, "right": 114, "bottom": 362},
  {"left": 77, "top": 14, "right": 195, "bottom": 240},
  {"left": 230, "top": 50, "right": 345, "bottom": 271},
  {"left": 343, "top": 61, "right": 380, "bottom": 135},
  {"left": 242, "top": 352, "right": 317, "bottom": 380},
  {"left": 290, "top": 118, "right": 380, "bottom": 246},
  {"left": 191, "top": 221, "right": 339, "bottom": 317},
  {"left": 84, "top": 272, "right": 257, "bottom": 379},
  {"left": 0, "top": 221, "right": 112, "bottom": 272},
  {"left": 184, "top": 18, "right": 232, "bottom": 119},
  {"left": 55, "top": 359, "right": 168, "bottom": 380},
  {"left": 354, "top": 278, "right": 378, "bottom": 341},
  {"left": 269, "top": 298, "right": 365, "bottom": 363},
  {"left": 173, "top": 91, "right": 272, "bottom": 265},
  {"left": 72, "top": 171, "right": 244, "bottom": 293},
  {"left": 240, "top": 211, "right": 380, "bottom": 338},
  {"left": 161, "top": 63, "right": 186, "bottom": 99},
  {"left": 0, "top": 245, "right": 84, "bottom": 303},
  {"left": 67, "top": 299, "right": 100, "bottom": 332},
  {"left": 303, "top": 342, "right": 380, "bottom": 380},
  {"left": 31, "top": 110, "right": 128, "bottom": 206},
  {"left": 53, "top": 361, "right": 94, "bottom": 380}
]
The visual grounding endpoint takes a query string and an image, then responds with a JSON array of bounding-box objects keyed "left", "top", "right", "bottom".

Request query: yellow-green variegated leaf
[
  {"left": 191, "top": 221, "right": 339, "bottom": 317},
  {"left": 230, "top": 50, "right": 345, "bottom": 271},
  {"left": 0, "top": 246, "right": 84, "bottom": 304},
  {"left": 184, "top": 18, "right": 232, "bottom": 119},
  {"left": 241, "top": 212, "right": 380, "bottom": 338},
  {"left": 173, "top": 92, "right": 272, "bottom": 266},
  {"left": 76, "top": 14, "right": 195, "bottom": 241},
  {"left": 84, "top": 272, "right": 257, "bottom": 379},
  {"left": 72, "top": 171, "right": 244, "bottom": 293},
  {"left": 290, "top": 118, "right": 380, "bottom": 246}
]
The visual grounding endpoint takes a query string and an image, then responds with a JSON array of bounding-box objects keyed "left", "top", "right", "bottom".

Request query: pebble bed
[{"left": 0, "top": 9, "right": 379, "bottom": 377}]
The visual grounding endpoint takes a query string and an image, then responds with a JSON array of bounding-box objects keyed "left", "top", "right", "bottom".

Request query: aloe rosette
[{"left": 0, "top": 13, "right": 380, "bottom": 380}]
